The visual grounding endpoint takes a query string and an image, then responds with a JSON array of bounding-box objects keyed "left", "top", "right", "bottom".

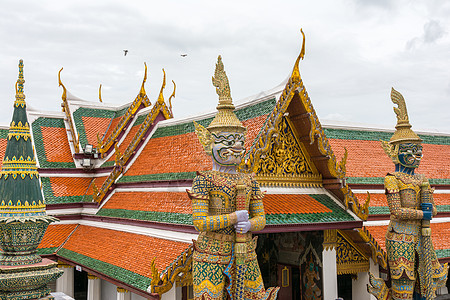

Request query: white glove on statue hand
[
  {"left": 235, "top": 210, "right": 249, "bottom": 222},
  {"left": 235, "top": 221, "right": 251, "bottom": 234}
]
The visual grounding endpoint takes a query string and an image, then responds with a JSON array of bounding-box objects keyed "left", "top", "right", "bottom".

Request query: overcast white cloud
[{"left": 0, "top": 0, "right": 449, "bottom": 132}]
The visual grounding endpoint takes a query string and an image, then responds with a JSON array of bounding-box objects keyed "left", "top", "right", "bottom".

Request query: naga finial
[
  {"left": 140, "top": 62, "right": 148, "bottom": 96},
  {"left": 157, "top": 69, "right": 166, "bottom": 104},
  {"left": 168, "top": 80, "right": 176, "bottom": 115},
  {"left": 99, "top": 84, "right": 103, "bottom": 103},
  {"left": 58, "top": 67, "right": 67, "bottom": 103},
  {"left": 291, "top": 29, "right": 306, "bottom": 83},
  {"left": 212, "top": 55, "right": 233, "bottom": 109}
]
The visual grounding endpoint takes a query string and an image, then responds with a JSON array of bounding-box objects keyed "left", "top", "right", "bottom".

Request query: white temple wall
[
  {"left": 352, "top": 258, "right": 378, "bottom": 300},
  {"left": 101, "top": 279, "right": 117, "bottom": 300},
  {"left": 322, "top": 248, "right": 338, "bottom": 300}
]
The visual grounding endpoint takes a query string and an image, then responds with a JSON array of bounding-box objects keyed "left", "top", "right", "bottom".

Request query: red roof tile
[
  {"left": 125, "top": 132, "right": 211, "bottom": 176},
  {"left": 263, "top": 194, "right": 332, "bottom": 214},
  {"left": 0, "top": 138, "right": 7, "bottom": 162},
  {"left": 39, "top": 224, "right": 78, "bottom": 249},
  {"left": 103, "top": 191, "right": 192, "bottom": 214},
  {"left": 366, "top": 222, "right": 450, "bottom": 252},
  {"left": 329, "top": 139, "right": 450, "bottom": 179},
  {"left": 41, "top": 127, "right": 73, "bottom": 163},
  {"left": 50, "top": 177, "right": 93, "bottom": 197},
  {"left": 124, "top": 115, "right": 270, "bottom": 177},
  {"left": 82, "top": 117, "right": 112, "bottom": 146},
  {"left": 355, "top": 193, "right": 387, "bottom": 207},
  {"left": 62, "top": 225, "right": 190, "bottom": 277},
  {"left": 243, "top": 114, "right": 269, "bottom": 149},
  {"left": 105, "top": 122, "right": 141, "bottom": 163},
  {"left": 103, "top": 117, "right": 122, "bottom": 142},
  {"left": 357, "top": 193, "right": 449, "bottom": 207}
]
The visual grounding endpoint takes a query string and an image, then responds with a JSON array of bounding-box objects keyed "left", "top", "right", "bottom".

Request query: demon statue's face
[
  {"left": 397, "top": 143, "right": 422, "bottom": 169},
  {"left": 211, "top": 131, "right": 246, "bottom": 166}
]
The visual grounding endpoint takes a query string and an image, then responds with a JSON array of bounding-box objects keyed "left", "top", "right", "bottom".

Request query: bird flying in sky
[{"left": 124, "top": 50, "right": 128, "bottom": 56}]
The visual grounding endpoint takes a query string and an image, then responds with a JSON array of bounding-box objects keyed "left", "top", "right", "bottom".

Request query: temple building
[{"left": 1, "top": 45, "right": 449, "bottom": 299}]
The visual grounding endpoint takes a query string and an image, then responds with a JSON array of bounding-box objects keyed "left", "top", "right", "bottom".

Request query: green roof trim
[
  {"left": 151, "top": 98, "right": 276, "bottom": 139},
  {"left": 369, "top": 205, "right": 450, "bottom": 215},
  {"left": 41, "top": 177, "right": 92, "bottom": 204},
  {"left": 32, "top": 117, "right": 76, "bottom": 168},
  {"left": 265, "top": 194, "right": 355, "bottom": 224},
  {"left": 435, "top": 249, "right": 450, "bottom": 259},
  {"left": 347, "top": 177, "right": 450, "bottom": 185},
  {"left": 37, "top": 247, "right": 57, "bottom": 255},
  {"left": 96, "top": 209, "right": 193, "bottom": 224},
  {"left": 324, "top": 128, "right": 450, "bottom": 145},
  {"left": 0, "top": 128, "right": 8, "bottom": 139},
  {"left": 57, "top": 248, "right": 151, "bottom": 291},
  {"left": 118, "top": 172, "right": 197, "bottom": 183}
]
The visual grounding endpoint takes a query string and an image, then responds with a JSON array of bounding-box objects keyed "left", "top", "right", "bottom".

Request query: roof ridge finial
[
  {"left": 14, "top": 59, "right": 26, "bottom": 108},
  {"left": 157, "top": 69, "right": 166, "bottom": 104},
  {"left": 291, "top": 29, "right": 306, "bottom": 83},
  {"left": 140, "top": 62, "right": 148, "bottom": 96}
]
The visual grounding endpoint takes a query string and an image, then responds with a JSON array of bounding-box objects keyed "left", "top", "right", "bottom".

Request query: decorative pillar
[
  {"left": 87, "top": 274, "right": 101, "bottom": 300},
  {"left": 56, "top": 262, "right": 74, "bottom": 297},
  {"left": 322, "top": 229, "right": 338, "bottom": 300},
  {"left": 116, "top": 287, "right": 131, "bottom": 300}
]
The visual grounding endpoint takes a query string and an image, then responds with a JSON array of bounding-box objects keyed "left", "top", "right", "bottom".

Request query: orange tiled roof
[
  {"left": 329, "top": 139, "right": 450, "bottom": 179},
  {"left": 366, "top": 222, "right": 450, "bottom": 252},
  {"left": 357, "top": 193, "right": 449, "bottom": 207},
  {"left": 61, "top": 225, "right": 190, "bottom": 277},
  {"left": 105, "top": 122, "right": 141, "bottom": 163},
  {"left": 125, "top": 132, "right": 211, "bottom": 176},
  {"left": 0, "top": 138, "right": 7, "bottom": 162},
  {"left": 41, "top": 126, "right": 73, "bottom": 163},
  {"left": 103, "top": 191, "right": 192, "bottom": 214},
  {"left": 49, "top": 177, "right": 94, "bottom": 197},
  {"left": 103, "top": 117, "right": 122, "bottom": 142},
  {"left": 124, "top": 114, "right": 270, "bottom": 177},
  {"left": 39, "top": 224, "right": 78, "bottom": 249},
  {"left": 263, "top": 194, "right": 332, "bottom": 214},
  {"left": 355, "top": 193, "right": 387, "bottom": 207},
  {"left": 243, "top": 114, "right": 269, "bottom": 149},
  {"left": 82, "top": 116, "right": 112, "bottom": 146}
]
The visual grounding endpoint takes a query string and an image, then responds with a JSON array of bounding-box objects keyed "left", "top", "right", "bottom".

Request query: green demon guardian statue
[
  {"left": 368, "top": 88, "right": 448, "bottom": 300},
  {"left": 187, "top": 56, "right": 279, "bottom": 300}
]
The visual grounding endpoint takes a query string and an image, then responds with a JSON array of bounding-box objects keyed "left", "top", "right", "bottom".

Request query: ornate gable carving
[
  {"left": 336, "top": 230, "right": 369, "bottom": 275},
  {"left": 254, "top": 117, "right": 321, "bottom": 187}
]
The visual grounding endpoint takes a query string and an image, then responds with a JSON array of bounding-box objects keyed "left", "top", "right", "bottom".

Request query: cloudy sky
[{"left": 1, "top": 0, "right": 449, "bottom": 132}]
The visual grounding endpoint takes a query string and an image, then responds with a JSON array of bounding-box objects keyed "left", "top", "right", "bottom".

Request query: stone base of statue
[{"left": 0, "top": 258, "right": 62, "bottom": 300}]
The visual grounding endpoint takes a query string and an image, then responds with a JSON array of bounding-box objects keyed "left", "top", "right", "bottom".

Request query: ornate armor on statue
[
  {"left": 368, "top": 88, "right": 448, "bottom": 300},
  {"left": 187, "top": 56, "right": 278, "bottom": 300}
]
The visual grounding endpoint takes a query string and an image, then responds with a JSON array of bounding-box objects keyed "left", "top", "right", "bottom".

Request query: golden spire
[
  {"left": 388, "top": 88, "right": 422, "bottom": 144},
  {"left": 206, "top": 56, "right": 245, "bottom": 134},
  {"left": 14, "top": 60, "right": 26, "bottom": 108}
]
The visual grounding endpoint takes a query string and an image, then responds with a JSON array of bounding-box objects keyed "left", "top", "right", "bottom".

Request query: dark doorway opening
[
  {"left": 74, "top": 269, "right": 88, "bottom": 300},
  {"left": 337, "top": 274, "right": 352, "bottom": 300}
]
